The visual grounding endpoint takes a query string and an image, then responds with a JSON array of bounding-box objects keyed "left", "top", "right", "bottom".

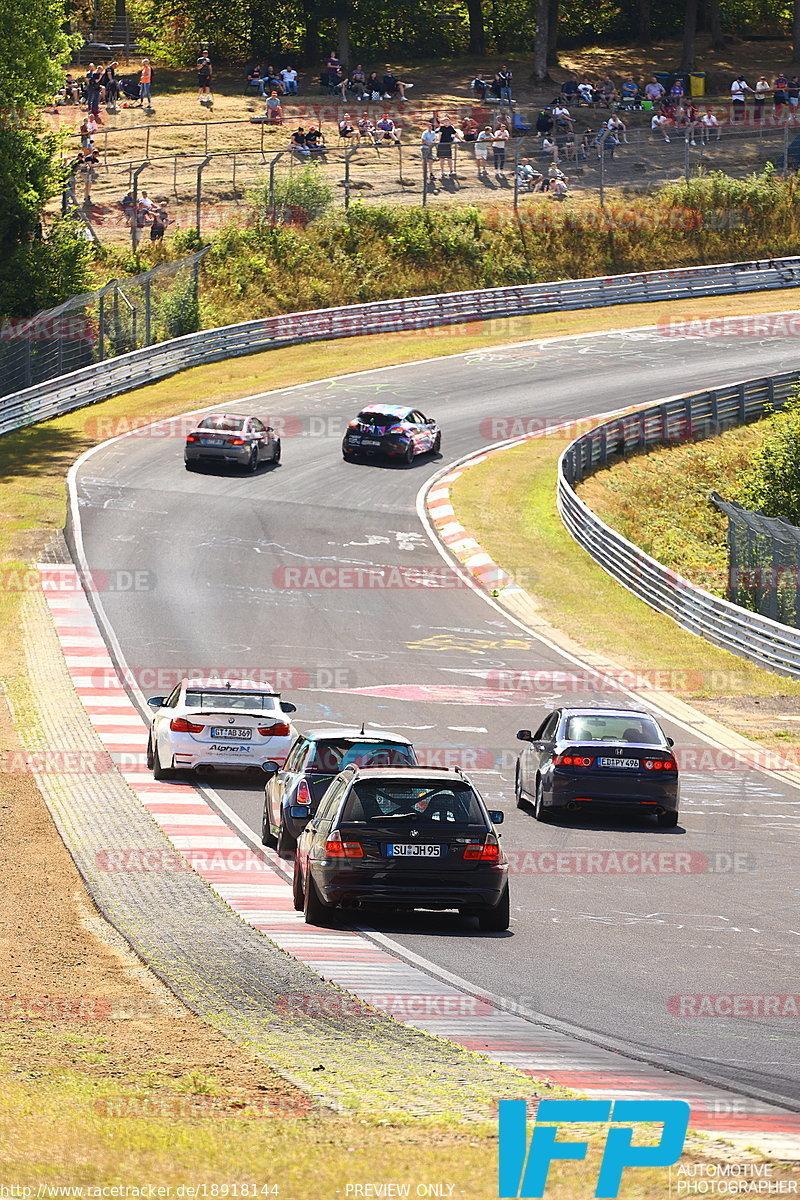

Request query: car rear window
[
  {"left": 563, "top": 715, "right": 663, "bottom": 745},
  {"left": 184, "top": 691, "right": 281, "bottom": 711},
  {"left": 342, "top": 781, "right": 486, "bottom": 825},
  {"left": 196, "top": 416, "right": 247, "bottom": 432},
  {"left": 356, "top": 411, "right": 406, "bottom": 427},
  {"left": 308, "top": 741, "right": 415, "bottom": 773}
]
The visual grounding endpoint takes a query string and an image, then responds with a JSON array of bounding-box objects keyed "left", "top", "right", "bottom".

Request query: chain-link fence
[
  {"left": 710, "top": 491, "right": 800, "bottom": 627},
  {"left": 0, "top": 251, "right": 207, "bottom": 398}
]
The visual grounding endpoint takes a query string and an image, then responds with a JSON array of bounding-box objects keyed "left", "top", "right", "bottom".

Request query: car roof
[
  {"left": 182, "top": 678, "right": 281, "bottom": 694},
  {"left": 357, "top": 404, "right": 413, "bottom": 418},
  {"left": 346, "top": 766, "right": 472, "bottom": 782},
  {"left": 196, "top": 412, "right": 252, "bottom": 423},
  {"left": 298, "top": 727, "right": 414, "bottom": 745},
  {"left": 560, "top": 707, "right": 660, "bottom": 721}
]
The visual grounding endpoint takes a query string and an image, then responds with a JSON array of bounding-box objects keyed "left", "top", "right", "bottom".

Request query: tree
[
  {"left": 0, "top": 0, "right": 90, "bottom": 318},
  {"left": 532, "top": 0, "right": 550, "bottom": 83},
  {"left": 793, "top": 0, "right": 800, "bottom": 64},
  {"left": 466, "top": 0, "right": 486, "bottom": 55},
  {"left": 707, "top": 0, "right": 726, "bottom": 52},
  {"left": 636, "top": 0, "right": 652, "bottom": 45},
  {"left": 739, "top": 397, "right": 800, "bottom": 525},
  {"left": 547, "top": 0, "right": 559, "bottom": 67},
  {"left": 681, "top": 0, "right": 698, "bottom": 71}
]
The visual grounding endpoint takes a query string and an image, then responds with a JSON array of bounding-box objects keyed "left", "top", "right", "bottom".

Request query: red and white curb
[{"left": 38, "top": 562, "right": 800, "bottom": 1143}]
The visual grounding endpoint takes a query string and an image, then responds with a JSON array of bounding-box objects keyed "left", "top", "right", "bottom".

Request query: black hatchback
[
  {"left": 292, "top": 766, "right": 509, "bottom": 929},
  {"left": 341, "top": 404, "right": 441, "bottom": 465},
  {"left": 515, "top": 706, "right": 680, "bottom": 826}
]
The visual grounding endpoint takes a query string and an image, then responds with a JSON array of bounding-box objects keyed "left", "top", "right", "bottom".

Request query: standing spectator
[
  {"left": 474, "top": 125, "right": 492, "bottom": 176},
  {"left": 731, "top": 76, "right": 750, "bottom": 121},
  {"left": 651, "top": 110, "right": 671, "bottom": 142},
  {"left": 754, "top": 75, "right": 770, "bottom": 121},
  {"left": 436, "top": 114, "right": 461, "bottom": 179},
  {"left": 700, "top": 110, "right": 721, "bottom": 142},
  {"left": 461, "top": 115, "right": 478, "bottom": 141},
  {"left": 79, "top": 113, "right": 98, "bottom": 149},
  {"left": 497, "top": 64, "right": 513, "bottom": 105},
  {"left": 774, "top": 72, "right": 789, "bottom": 116},
  {"left": 265, "top": 91, "right": 283, "bottom": 123},
  {"left": 81, "top": 147, "right": 100, "bottom": 204},
  {"left": 579, "top": 127, "right": 594, "bottom": 158},
  {"left": 150, "top": 207, "right": 172, "bottom": 241},
  {"left": 492, "top": 122, "right": 509, "bottom": 177},
  {"left": 280, "top": 65, "right": 299, "bottom": 94},
  {"left": 420, "top": 120, "right": 438, "bottom": 184},
  {"left": 63, "top": 150, "right": 83, "bottom": 212},
  {"left": 788, "top": 75, "right": 800, "bottom": 112},
  {"left": 138, "top": 58, "right": 153, "bottom": 109},
  {"left": 197, "top": 52, "right": 213, "bottom": 105},
  {"left": 682, "top": 101, "right": 699, "bottom": 144},
  {"left": 644, "top": 75, "right": 665, "bottom": 105}
]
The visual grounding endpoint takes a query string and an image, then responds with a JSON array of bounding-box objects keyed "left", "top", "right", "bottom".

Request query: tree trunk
[
  {"left": 681, "top": 0, "right": 698, "bottom": 71},
  {"left": 547, "top": 0, "right": 559, "bottom": 67},
  {"left": 336, "top": 14, "right": 350, "bottom": 65},
  {"left": 466, "top": 0, "right": 486, "bottom": 54},
  {"left": 707, "top": 0, "right": 725, "bottom": 51},
  {"left": 302, "top": 3, "right": 320, "bottom": 65},
  {"left": 793, "top": 0, "right": 800, "bottom": 63},
  {"left": 532, "top": 0, "right": 549, "bottom": 84},
  {"left": 637, "top": 0, "right": 652, "bottom": 45}
]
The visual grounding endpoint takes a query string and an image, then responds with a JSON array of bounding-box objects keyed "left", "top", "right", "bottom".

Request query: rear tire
[
  {"left": 184, "top": 460, "right": 196, "bottom": 471},
  {"left": 247, "top": 446, "right": 258, "bottom": 472},
  {"left": 477, "top": 884, "right": 510, "bottom": 932},
  {"left": 432, "top": 432, "right": 441, "bottom": 454},
  {"left": 277, "top": 821, "right": 296, "bottom": 859},
  {"left": 146, "top": 736, "right": 154, "bottom": 770},
  {"left": 152, "top": 744, "right": 174, "bottom": 781},
  {"left": 272, "top": 439, "right": 281, "bottom": 464},
  {"left": 657, "top": 809, "right": 679, "bottom": 828},
  {"left": 303, "top": 873, "right": 330, "bottom": 926},
  {"left": 292, "top": 862, "right": 304, "bottom": 911},
  {"left": 533, "top": 777, "right": 550, "bottom": 822},
  {"left": 261, "top": 807, "right": 276, "bottom": 847},
  {"left": 404, "top": 443, "right": 415, "bottom": 466},
  {"left": 515, "top": 765, "right": 526, "bottom": 810}
]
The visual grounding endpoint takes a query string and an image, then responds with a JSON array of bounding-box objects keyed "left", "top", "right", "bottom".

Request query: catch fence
[{"left": 711, "top": 491, "right": 800, "bottom": 628}]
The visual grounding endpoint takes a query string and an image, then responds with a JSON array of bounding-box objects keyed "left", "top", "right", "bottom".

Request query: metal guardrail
[
  {"left": 4, "top": 255, "right": 800, "bottom": 439},
  {"left": 557, "top": 371, "right": 800, "bottom": 678}
]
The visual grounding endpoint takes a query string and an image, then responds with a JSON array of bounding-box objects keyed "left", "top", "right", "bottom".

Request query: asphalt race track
[{"left": 73, "top": 325, "right": 800, "bottom": 1105}]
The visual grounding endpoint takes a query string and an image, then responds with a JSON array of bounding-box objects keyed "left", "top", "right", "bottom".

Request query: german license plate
[
  {"left": 200, "top": 438, "right": 223, "bottom": 446},
  {"left": 387, "top": 844, "right": 443, "bottom": 857},
  {"left": 362, "top": 438, "right": 381, "bottom": 447},
  {"left": 597, "top": 757, "right": 639, "bottom": 769},
  {"left": 210, "top": 726, "right": 252, "bottom": 739}
]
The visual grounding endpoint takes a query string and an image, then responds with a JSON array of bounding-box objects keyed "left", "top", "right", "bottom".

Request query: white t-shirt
[
  {"left": 492, "top": 127, "right": 510, "bottom": 146},
  {"left": 731, "top": 80, "right": 749, "bottom": 99},
  {"left": 281, "top": 69, "right": 297, "bottom": 84},
  {"left": 701, "top": 112, "right": 719, "bottom": 126},
  {"left": 578, "top": 83, "right": 593, "bottom": 101},
  {"left": 651, "top": 113, "right": 667, "bottom": 128}
]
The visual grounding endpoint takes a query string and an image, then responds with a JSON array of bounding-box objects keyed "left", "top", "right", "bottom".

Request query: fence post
[
  {"left": 513, "top": 149, "right": 519, "bottom": 213},
  {"left": 145, "top": 126, "right": 151, "bottom": 158},
  {"left": 144, "top": 277, "right": 152, "bottom": 346},
  {"left": 204, "top": 122, "right": 209, "bottom": 155},
  {"left": 98, "top": 291, "right": 105, "bottom": 361},
  {"left": 422, "top": 151, "right": 428, "bottom": 205},
  {"left": 260, "top": 122, "right": 266, "bottom": 161},
  {"left": 599, "top": 138, "right": 605, "bottom": 207},
  {"left": 232, "top": 152, "right": 237, "bottom": 197},
  {"left": 784, "top": 124, "right": 790, "bottom": 176},
  {"left": 130, "top": 160, "right": 150, "bottom": 252},
  {"left": 173, "top": 155, "right": 178, "bottom": 197},
  {"left": 268, "top": 150, "right": 283, "bottom": 212},
  {"left": 196, "top": 155, "right": 211, "bottom": 237},
  {"left": 684, "top": 136, "right": 689, "bottom": 180},
  {"left": 344, "top": 145, "right": 357, "bottom": 209}
]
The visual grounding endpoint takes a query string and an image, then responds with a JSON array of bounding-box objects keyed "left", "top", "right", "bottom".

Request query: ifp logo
[{"left": 498, "top": 1099, "right": 690, "bottom": 1197}]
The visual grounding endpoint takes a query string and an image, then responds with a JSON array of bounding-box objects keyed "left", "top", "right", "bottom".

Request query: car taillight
[
  {"left": 324, "top": 832, "right": 364, "bottom": 859},
  {"left": 297, "top": 779, "right": 311, "bottom": 804},
  {"left": 463, "top": 842, "right": 501, "bottom": 861},
  {"left": 186, "top": 435, "right": 197, "bottom": 443},
  {"left": 386, "top": 425, "right": 407, "bottom": 435},
  {"left": 170, "top": 717, "right": 205, "bottom": 733},
  {"left": 226, "top": 437, "right": 245, "bottom": 446},
  {"left": 554, "top": 754, "right": 594, "bottom": 767},
  {"left": 644, "top": 757, "right": 678, "bottom": 771},
  {"left": 258, "top": 722, "right": 291, "bottom": 737},
  {"left": 348, "top": 419, "right": 359, "bottom": 428}
]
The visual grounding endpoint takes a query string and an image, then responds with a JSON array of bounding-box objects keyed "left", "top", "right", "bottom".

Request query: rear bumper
[
  {"left": 549, "top": 771, "right": 679, "bottom": 810},
  {"left": 167, "top": 734, "right": 291, "bottom": 772},
  {"left": 315, "top": 865, "right": 508, "bottom": 909},
  {"left": 185, "top": 445, "right": 250, "bottom": 466},
  {"left": 342, "top": 436, "right": 409, "bottom": 458}
]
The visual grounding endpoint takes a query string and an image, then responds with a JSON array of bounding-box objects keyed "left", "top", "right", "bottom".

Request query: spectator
[
  {"left": 436, "top": 113, "right": 461, "bottom": 178},
  {"left": 644, "top": 75, "right": 665, "bottom": 105},
  {"left": 754, "top": 75, "right": 769, "bottom": 120},
  {"left": 577, "top": 78, "right": 595, "bottom": 105},
  {"left": 620, "top": 76, "right": 639, "bottom": 103},
  {"left": 102, "top": 61, "right": 119, "bottom": 110},
  {"left": 290, "top": 126, "right": 310, "bottom": 158},
  {"left": 79, "top": 113, "right": 98, "bottom": 149},
  {"left": 607, "top": 112, "right": 628, "bottom": 143},
  {"left": 357, "top": 111, "right": 378, "bottom": 143},
  {"left": 265, "top": 91, "right": 283, "bottom": 123},
  {"left": 197, "top": 52, "right": 213, "bottom": 105},
  {"left": 474, "top": 125, "right": 492, "bottom": 176},
  {"left": 598, "top": 75, "right": 616, "bottom": 106},
  {"left": 560, "top": 76, "right": 579, "bottom": 103},
  {"left": 119, "top": 190, "right": 134, "bottom": 222},
  {"left": 731, "top": 76, "right": 750, "bottom": 121},
  {"left": 498, "top": 64, "right": 513, "bottom": 104},
  {"left": 700, "top": 110, "right": 721, "bottom": 142},
  {"left": 382, "top": 66, "right": 413, "bottom": 101},
  {"left": 461, "top": 114, "right": 478, "bottom": 141},
  {"left": 150, "top": 206, "right": 172, "bottom": 241},
  {"left": 376, "top": 112, "right": 401, "bottom": 143},
  {"left": 669, "top": 77, "right": 685, "bottom": 102},
  {"left": 597, "top": 125, "right": 619, "bottom": 158},
  {"left": 492, "top": 122, "right": 510, "bottom": 176},
  {"left": 579, "top": 127, "right": 594, "bottom": 158},
  {"left": 651, "top": 110, "right": 671, "bottom": 142},
  {"left": 535, "top": 109, "right": 554, "bottom": 136},
  {"left": 420, "top": 120, "right": 438, "bottom": 183},
  {"left": 338, "top": 113, "right": 356, "bottom": 138},
  {"left": 138, "top": 58, "right": 153, "bottom": 109},
  {"left": 553, "top": 101, "right": 572, "bottom": 131},
  {"left": 471, "top": 71, "right": 489, "bottom": 101},
  {"left": 326, "top": 63, "right": 345, "bottom": 98},
  {"left": 774, "top": 71, "right": 789, "bottom": 116},
  {"left": 247, "top": 65, "right": 265, "bottom": 96},
  {"left": 85, "top": 62, "right": 103, "bottom": 116},
  {"left": 305, "top": 125, "right": 326, "bottom": 156},
  {"left": 682, "top": 100, "right": 699, "bottom": 144},
  {"left": 265, "top": 65, "right": 284, "bottom": 92},
  {"left": 789, "top": 75, "right": 800, "bottom": 112},
  {"left": 366, "top": 72, "right": 382, "bottom": 101},
  {"left": 550, "top": 175, "right": 568, "bottom": 200},
  {"left": 516, "top": 157, "right": 539, "bottom": 191},
  {"left": 540, "top": 133, "right": 557, "bottom": 160},
  {"left": 349, "top": 64, "right": 366, "bottom": 98},
  {"left": 81, "top": 147, "right": 100, "bottom": 203},
  {"left": 281, "top": 65, "right": 299, "bottom": 94}
]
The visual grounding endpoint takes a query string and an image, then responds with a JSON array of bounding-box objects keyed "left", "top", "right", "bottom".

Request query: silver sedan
[{"left": 185, "top": 413, "right": 281, "bottom": 472}]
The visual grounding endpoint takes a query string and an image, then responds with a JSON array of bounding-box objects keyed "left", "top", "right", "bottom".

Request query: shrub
[{"left": 738, "top": 392, "right": 800, "bottom": 525}]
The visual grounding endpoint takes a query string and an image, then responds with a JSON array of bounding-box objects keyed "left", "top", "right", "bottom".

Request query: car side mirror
[
  {"left": 488, "top": 810, "right": 504, "bottom": 825},
  {"left": 280, "top": 702, "right": 297, "bottom": 713},
  {"left": 261, "top": 761, "right": 280, "bottom": 776},
  {"left": 147, "top": 696, "right": 165, "bottom": 709},
  {"left": 289, "top": 804, "right": 311, "bottom": 819},
  {"left": 666, "top": 736, "right": 674, "bottom": 747},
  {"left": 516, "top": 729, "right": 532, "bottom": 742}
]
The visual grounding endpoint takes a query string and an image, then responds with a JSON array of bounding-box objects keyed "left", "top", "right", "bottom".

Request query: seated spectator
[
  {"left": 328, "top": 64, "right": 346, "bottom": 98},
  {"left": 289, "top": 126, "right": 310, "bottom": 158},
  {"left": 246, "top": 65, "right": 265, "bottom": 96},
  {"left": 560, "top": 76, "right": 579, "bottom": 103},
  {"left": 489, "top": 73, "right": 503, "bottom": 99},
  {"left": 264, "top": 65, "right": 283, "bottom": 93},
  {"left": 644, "top": 75, "right": 665, "bottom": 105},
  {"left": 366, "top": 72, "right": 382, "bottom": 101},
  {"left": 669, "top": 77, "right": 685, "bottom": 101},
  {"left": 265, "top": 91, "right": 283, "bottom": 123},
  {"left": 349, "top": 64, "right": 367, "bottom": 98},
  {"left": 550, "top": 175, "right": 568, "bottom": 200},
  {"left": 540, "top": 134, "right": 557, "bottom": 159},
  {"left": 535, "top": 109, "right": 554, "bottom": 136},
  {"left": 651, "top": 110, "right": 671, "bottom": 142},
  {"left": 789, "top": 75, "right": 800, "bottom": 111},
  {"left": 577, "top": 78, "right": 595, "bottom": 105},
  {"left": 382, "top": 66, "right": 413, "bottom": 101},
  {"left": 553, "top": 101, "right": 573, "bottom": 131},
  {"left": 700, "top": 110, "right": 721, "bottom": 141},
  {"left": 579, "top": 127, "right": 594, "bottom": 158},
  {"left": 620, "top": 76, "right": 639, "bottom": 103},
  {"left": 338, "top": 113, "right": 356, "bottom": 138},
  {"left": 516, "top": 157, "right": 540, "bottom": 191},
  {"left": 607, "top": 112, "right": 628, "bottom": 143},
  {"left": 471, "top": 72, "right": 489, "bottom": 101},
  {"left": 376, "top": 112, "right": 401, "bottom": 142},
  {"left": 280, "top": 65, "right": 299, "bottom": 94},
  {"left": 304, "top": 125, "right": 326, "bottom": 154},
  {"left": 598, "top": 75, "right": 616, "bottom": 106}
]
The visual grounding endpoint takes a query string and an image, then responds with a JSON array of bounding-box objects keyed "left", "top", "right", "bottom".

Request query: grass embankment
[
  {"left": 93, "top": 168, "right": 800, "bottom": 327},
  {"left": 4, "top": 299, "right": 799, "bottom": 1188},
  {"left": 450, "top": 414, "right": 800, "bottom": 749}
]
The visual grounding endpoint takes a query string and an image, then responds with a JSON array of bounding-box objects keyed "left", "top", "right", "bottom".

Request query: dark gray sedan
[
  {"left": 185, "top": 413, "right": 281, "bottom": 472},
  {"left": 515, "top": 706, "right": 680, "bottom": 826}
]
